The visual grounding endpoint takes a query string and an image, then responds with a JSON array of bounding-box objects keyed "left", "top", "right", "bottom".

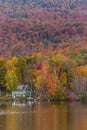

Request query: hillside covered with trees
[
  {"left": 0, "top": 0, "right": 87, "bottom": 100},
  {"left": 0, "top": 0, "right": 87, "bottom": 57}
]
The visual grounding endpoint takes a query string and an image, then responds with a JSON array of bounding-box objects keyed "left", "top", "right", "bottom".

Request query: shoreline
[{"left": 0, "top": 96, "right": 81, "bottom": 103}]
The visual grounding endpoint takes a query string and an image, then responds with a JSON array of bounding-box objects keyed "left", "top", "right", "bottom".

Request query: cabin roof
[{"left": 17, "top": 85, "right": 28, "bottom": 91}]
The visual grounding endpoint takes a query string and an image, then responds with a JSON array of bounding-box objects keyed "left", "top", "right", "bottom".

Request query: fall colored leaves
[{"left": 0, "top": 53, "right": 87, "bottom": 99}]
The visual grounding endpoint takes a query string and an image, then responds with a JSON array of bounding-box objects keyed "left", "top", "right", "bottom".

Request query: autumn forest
[{"left": 0, "top": 0, "right": 87, "bottom": 100}]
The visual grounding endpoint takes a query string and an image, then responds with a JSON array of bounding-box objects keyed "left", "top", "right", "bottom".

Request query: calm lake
[{"left": 0, "top": 102, "right": 87, "bottom": 130}]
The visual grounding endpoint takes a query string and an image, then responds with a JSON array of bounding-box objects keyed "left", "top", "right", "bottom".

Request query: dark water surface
[{"left": 0, "top": 102, "right": 87, "bottom": 130}]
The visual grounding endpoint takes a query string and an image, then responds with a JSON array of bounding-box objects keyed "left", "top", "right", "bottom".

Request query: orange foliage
[
  {"left": 76, "top": 66, "right": 87, "bottom": 77},
  {"left": 47, "top": 76, "right": 56, "bottom": 95},
  {"left": 56, "top": 66, "right": 60, "bottom": 72}
]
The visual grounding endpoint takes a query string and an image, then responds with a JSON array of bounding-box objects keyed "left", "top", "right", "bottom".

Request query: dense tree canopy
[
  {"left": 0, "top": 0, "right": 87, "bottom": 57},
  {"left": 0, "top": 53, "right": 87, "bottom": 100}
]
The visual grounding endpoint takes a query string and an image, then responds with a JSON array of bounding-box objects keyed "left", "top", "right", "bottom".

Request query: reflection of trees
[
  {"left": 67, "top": 103, "right": 87, "bottom": 130},
  {"left": 32, "top": 103, "right": 68, "bottom": 130},
  {"left": 4, "top": 106, "right": 19, "bottom": 130},
  {"left": 1, "top": 103, "right": 87, "bottom": 130},
  {"left": 0, "top": 103, "right": 68, "bottom": 130}
]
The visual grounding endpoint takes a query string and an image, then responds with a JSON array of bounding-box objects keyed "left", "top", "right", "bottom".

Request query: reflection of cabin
[{"left": 12, "top": 85, "right": 32, "bottom": 98}]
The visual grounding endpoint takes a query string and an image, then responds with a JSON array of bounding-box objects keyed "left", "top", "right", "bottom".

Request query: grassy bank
[{"left": 0, "top": 96, "right": 13, "bottom": 101}]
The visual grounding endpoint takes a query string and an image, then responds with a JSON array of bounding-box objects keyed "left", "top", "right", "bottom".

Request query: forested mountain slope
[{"left": 0, "top": 0, "right": 87, "bottom": 57}]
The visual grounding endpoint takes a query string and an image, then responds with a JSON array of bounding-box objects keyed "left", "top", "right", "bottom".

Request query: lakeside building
[{"left": 12, "top": 84, "right": 32, "bottom": 98}]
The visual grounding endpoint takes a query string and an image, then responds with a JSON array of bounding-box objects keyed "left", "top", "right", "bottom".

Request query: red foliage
[{"left": 36, "top": 63, "right": 43, "bottom": 70}]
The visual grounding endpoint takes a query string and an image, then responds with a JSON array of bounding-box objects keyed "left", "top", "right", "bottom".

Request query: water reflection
[
  {"left": 67, "top": 103, "right": 87, "bottom": 130},
  {"left": 0, "top": 102, "right": 87, "bottom": 130}
]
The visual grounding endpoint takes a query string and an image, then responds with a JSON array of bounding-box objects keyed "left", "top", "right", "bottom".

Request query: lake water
[{"left": 0, "top": 101, "right": 87, "bottom": 130}]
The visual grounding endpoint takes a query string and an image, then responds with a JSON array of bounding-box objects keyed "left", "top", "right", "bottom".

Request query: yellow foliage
[
  {"left": 33, "top": 70, "right": 41, "bottom": 77},
  {"left": 35, "top": 76, "right": 42, "bottom": 89},
  {"left": 60, "top": 72, "right": 67, "bottom": 86},
  {"left": 5, "top": 70, "right": 18, "bottom": 90},
  {"left": 0, "top": 58, "right": 6, "bottom": 63},
  {"left": 51, "top": 53, "right": 66, "bottom": 65},
  {"left": 11, "top": 56, "right": 18, "bottom": 65},
  {"left": 6, "top": 60, "right": 16, "bottom": 71}
]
